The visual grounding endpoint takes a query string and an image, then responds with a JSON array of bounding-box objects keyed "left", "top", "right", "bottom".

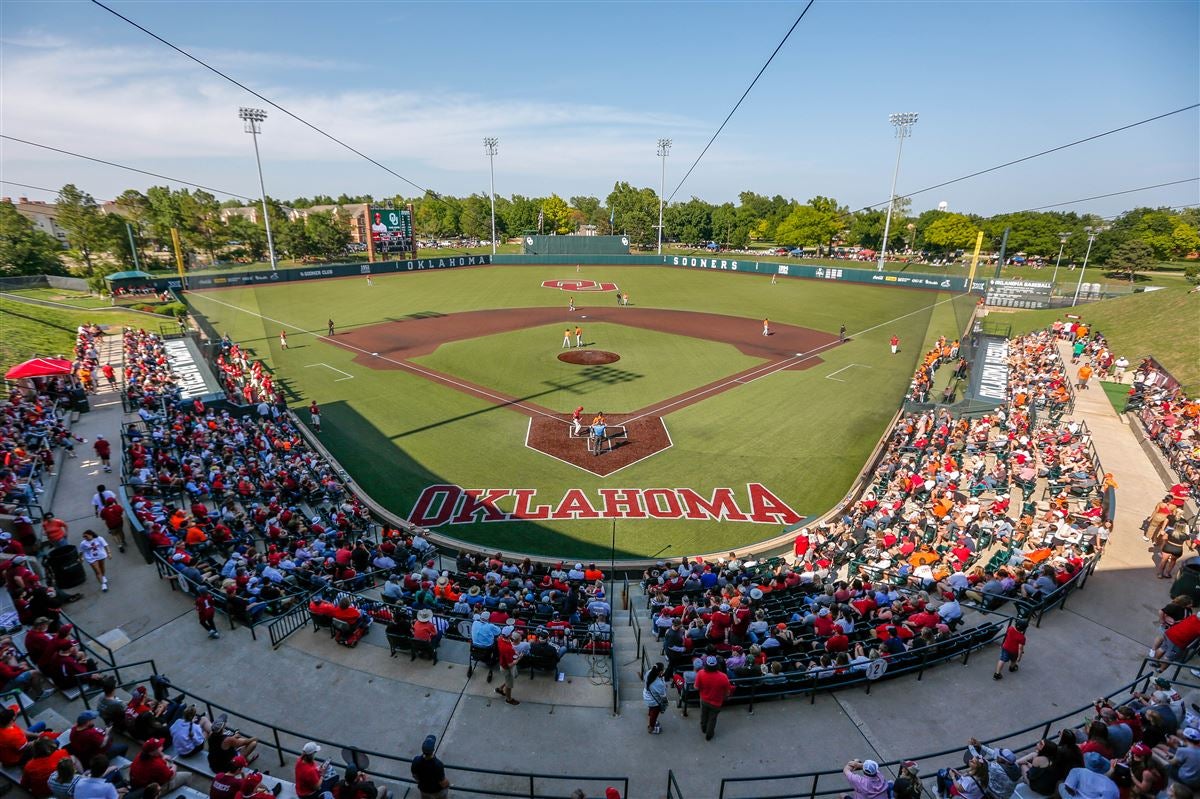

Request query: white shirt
[
  {"left": 170, "top": 716, "right": 206, "bottom": 755},
  {"left": 80, "top": 536, "right": 110, "bottom": 563},
  {"left": 91, "top": 490, "right": 117, "bottom": 513}
]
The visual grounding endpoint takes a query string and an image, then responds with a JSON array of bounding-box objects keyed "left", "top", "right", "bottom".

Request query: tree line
[{"left": 2, "top": 181, "right": 1198, "bottom": 278}]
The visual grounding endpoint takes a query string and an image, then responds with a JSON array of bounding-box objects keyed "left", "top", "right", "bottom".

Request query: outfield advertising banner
[
  {"left": 160, "top": 254, "right": 491, "bottom": 291},
  {"left": 662, "top": 255, "right": 969, "bottom": 292}
]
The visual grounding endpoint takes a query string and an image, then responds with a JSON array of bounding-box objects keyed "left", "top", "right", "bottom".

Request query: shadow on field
[
  {"left": 386, "top": 365, "right": 645, "bottom": 440},
  {"left": 309, "top": 400, "right": 644, "bottom": 559}
]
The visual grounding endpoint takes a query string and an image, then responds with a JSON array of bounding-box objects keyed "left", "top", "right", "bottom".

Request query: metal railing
[
  {"left": 76, "top": 658, "right": 628, "bottom": 799},
  {"left": 716, "top": 656, "right": 1188, "bottom": 799},
  {"left": 667, "top": 769, "right": 686, "bottom": 799},
  {"left": 267, "top": 593, "right": 318, "bottom": 648},
  {"left": 59, "top": 609, "right": 116, "bottom": 668}
]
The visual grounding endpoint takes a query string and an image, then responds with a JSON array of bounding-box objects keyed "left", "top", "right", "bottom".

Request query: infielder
[
  {"left": 279, "top": 330, "right": 288, "bottom": 349},
  {"left": 562, "top": 328, "right": 572, "bottom": 348},
  {"left": 575, "top": 326, "right": 583, "bottom": 348},
  {"left": 762, "top": 319, "right": 770, "bottom": 337}
]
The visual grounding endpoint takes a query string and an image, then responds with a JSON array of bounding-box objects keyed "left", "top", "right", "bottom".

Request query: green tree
[
  {"left": 55, "top": 184, "right": 111, "bottom": 272},
  {"left": 773, "top": 198, "right": 843, "bottom": 252},
  {"left": 1104, "top": 240, "right": 1154, "bottom": 283},
  {"left": 224, "top": 214, "right": 267, "bottom": 261},
  {"left": 500, "top": 195, "right": 539, "bottom": 236},
  {"left": 606, "top": 182, "right": 661, "bottom": 247},
  {"left": 665, "top": 197, "right": 713, "bottom": 245},
  {"left": 0, "top": 201, "right": 66, "bottom": 276},
  {"left": 923, "top": 213, "right": 979, "bottom": 253},
  {"left": 459, "top": 194, "right": 495, "bottom": 240},
  {"left": 305, "top": 210, "right": 351, "bottom": 259},
  {"left": 274, "top": 215, "right": 311, "bottom": 260},
  {"left": 541, "top": 194, "right": 573, "bottom": 235},
  {"left": 569, "top": 196, "right": 603, "bottom": 228}
]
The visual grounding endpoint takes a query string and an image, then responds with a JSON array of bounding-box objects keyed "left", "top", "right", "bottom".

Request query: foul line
[
  {"left": 304, "top": 362, "right": 354, "bottom": 381},
  {"left": 622, "top": 292, "right": 970, "bottom": 425},
  {"left": 825, "top": 363, "right": 872, "bottom": 382},
  {"left": 186, "top": 292, "right": 567, "bottom": 424}
]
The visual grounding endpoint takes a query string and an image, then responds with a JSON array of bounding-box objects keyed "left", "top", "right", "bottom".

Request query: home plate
[{"left": 371, "top": 352, "right": 379, "bottom": 356}]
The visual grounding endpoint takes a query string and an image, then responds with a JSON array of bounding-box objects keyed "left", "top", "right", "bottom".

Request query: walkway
[{"left": 17, "top": 332, "right": 1184, "bottom": 799}]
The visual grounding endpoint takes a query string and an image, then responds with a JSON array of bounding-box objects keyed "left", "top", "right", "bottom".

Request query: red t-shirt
[
  {"left": 130, "top": 753, "right": 175, "bottom": 789},
  {"left": 1166, "top": 614, "right": 1200, "bottom": 648},
  {"left": 295, "top": 758, "right": 322, "bottom": 796},
  {"left": 694, "top": 667, "right": 734, "bottom": 708},
  {"left": 1001, "top": 626, "right": 1026, "bottom": 655},
  {"left": 211, "top": 772, "right": 244, "bottom": 799},
  {"left": 497, "top": 636, "right": 517, "bottom": 669}
]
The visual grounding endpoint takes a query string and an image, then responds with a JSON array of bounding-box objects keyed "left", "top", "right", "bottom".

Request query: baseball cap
[
  {"left": 231, "top": 755, "right": 249, "bottom": 768},
  {"left": 998, "top": 749, "right": 1017, "bottom": 763},
  {"left": 141, "top": 738, "right": 164, "bottom": 752},
  {"left": 1185, "top": 728, "right": 1200, "bottom": 743},
  {"left": 76, "top": 710, "right": 99, "bottom": 723},
  {"left": 302, "top": 742, "right": 321, "bottom": 755},
  {"left": 704, "top": 655, "right": 718, "bottom": 667},
  {"left": 862, "top": 760, "right": 879, "bottom": 776},
  {"left": 422, "top": 735, "right": 436, "bottom": 754},
  {"left": 1084, "top": 752, "right": 1110, "bottom": 773},
  {"left": 1131, "top": 743, "right": 1152, "bottom": 757},
  {"left": 242, "top": 773, "right": 263, "bottom": 789}
]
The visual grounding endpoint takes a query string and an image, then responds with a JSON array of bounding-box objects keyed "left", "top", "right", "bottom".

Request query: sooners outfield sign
[
  {"left": 541, "top": 279, "right": 618, "bottom": 292},
  {"left": 408, "top": 484, "right": 803, "bottom": 527}
]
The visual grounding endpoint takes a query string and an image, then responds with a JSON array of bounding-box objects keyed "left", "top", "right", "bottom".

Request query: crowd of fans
[
  {"left": 122, "top": 329, "right": 183, "bottom": 416},
  {"left": 210, "top": 337, "right": 277, "bottom": 407},
  {"left": 639, "top": 327, "right": 1106, "bottom": 729},
  {"left": 906, "top": 334, "right": 967, "bottom": 404}
]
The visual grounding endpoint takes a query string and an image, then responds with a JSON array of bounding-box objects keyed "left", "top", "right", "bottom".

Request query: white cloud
[{"left": 0, "top": 36, "right": 719, "bottom": 197}]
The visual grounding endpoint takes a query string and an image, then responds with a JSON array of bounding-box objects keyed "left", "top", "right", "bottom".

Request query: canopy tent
[
  {"left": 5, "top": 357, "right": 74, "bottom": 380},
  {"left": 104, "top": 270, "right": 154, "bottom": 283}
]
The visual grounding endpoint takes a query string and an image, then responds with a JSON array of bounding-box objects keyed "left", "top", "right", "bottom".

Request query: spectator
[
  {"left": 73, "top": 755, "right": 125, "bottom": 799},
  {"left": 411, "top": 735, "right": 449, "bottom": 799},
  {"left": 496, "top": 629, "right": 521, "bottom": 706},
  {"left": 46, "top": 757, "right": 79, "bottom": 799},
  {"left": 23, "top": 738, "right": 72, "bottom": 798},
  {"left": 966, "top": 738, "right": 1020, "bottom": 799},
  {"left": 694, "top": 655, "right": 734, "bottom": 741},
  {"left": 295, "top": 742, "right": 336, "bottom": 799},
  {"left": 994, "top": 620, "right": 1028, "bottom": 681},
  {"left": 1169, "top": 728, "right": 1200, "bottom": 790},
  {"left": 210, "top": 755, "right": 249, "bottom": 799},
  {"left": 843, "top": 759, "right": 889, "bottom": 799},
  {"left": 196, "top": 587, "right": 220, "bottom": 640},
  {"left": 129, "top": 739, "right": 178, "bottom": 791},
  {"left": 67, "top": 710, "right": 127, "bottom": 764},
  {"left": 1017, "top": 738, "right": 1061, "bottom": 797},
  {"left": 169, "top": 706, "right": 212, "bottom": 758},
  {"left": 1058, "top": 752, "right": 1116, "bottom": 799},
  {"left": 643, "top": 662, "right": 667, "bottom": 735},
  {"left": 206, "top": 717, "right": 257, "bottom": 773}
]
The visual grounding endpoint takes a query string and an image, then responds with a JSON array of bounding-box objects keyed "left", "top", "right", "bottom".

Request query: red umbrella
[{"left": 4, "top": 357, "right": 74, "bottom": 380}]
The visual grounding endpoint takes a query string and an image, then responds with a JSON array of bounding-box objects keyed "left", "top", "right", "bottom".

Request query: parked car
[
  {"left": 772, "top": 247, "right": 789, "bottom": 256},
  {"left": 788, "top": 248, "right": 805, "bottom": 257}
]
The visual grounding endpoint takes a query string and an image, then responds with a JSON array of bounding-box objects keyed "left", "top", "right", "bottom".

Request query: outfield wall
[{"left": 165, "top": 252, "right": 983, "bottom": 294}]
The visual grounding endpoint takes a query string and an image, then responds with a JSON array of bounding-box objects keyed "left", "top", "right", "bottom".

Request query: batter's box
[{"left": 526, "top": 415, "right": 672, "bottom": 477}]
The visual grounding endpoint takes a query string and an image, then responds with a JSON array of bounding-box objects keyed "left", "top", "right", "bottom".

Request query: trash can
[
  {"left": 45, "top": 544, "right": 87, "bottom": 589},
  {"left": 1170, "top": 557, "right": 1200, "bottom": 604}
]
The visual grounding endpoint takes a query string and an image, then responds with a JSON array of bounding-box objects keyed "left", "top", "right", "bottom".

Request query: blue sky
[{"left": 1, "top": 0, "right": 1197, "bottom": 216}]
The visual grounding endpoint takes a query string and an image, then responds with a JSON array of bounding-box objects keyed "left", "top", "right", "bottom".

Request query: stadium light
[
  {"left": 238, "top": 107, "right": 277, "bottom": 271},
  {"left": 1051, "top": 232, "right": 1070, "bottom": 286},
  {"left": 484, "top": 137, "right": 499, "bottom": 255},
  {"left": 1072, "top": 225, "right": 1108, "bottom": 306},
  {"left": 656, "top": 138, "right": 672, "bottom": 255},
  {"left": 878, "top": 112, "right": 918, "bottom": 272}
]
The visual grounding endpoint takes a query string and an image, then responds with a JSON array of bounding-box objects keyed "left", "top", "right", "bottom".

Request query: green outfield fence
[{"left": 148, "top": 253, "right": 981, "bottom": 294}]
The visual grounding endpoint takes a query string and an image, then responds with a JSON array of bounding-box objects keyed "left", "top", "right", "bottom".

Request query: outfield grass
[
  {"left": 416, "top": 323, "right": 763, "bottom": 414},
  {"left": 1099, "top": 380, "right": 1131, "bottom": 413},
  {"left": 1004, "top": 287, "right": 1200, "bottom": 392},
  {"left": 0, "top": 297, "right": 165, "bottom": 367},
  {"left": 3, "top": 287, "right": 113, "bottom": 309},
  {"left": 184, "top": 265, "right": 976, "bottom": 557}
]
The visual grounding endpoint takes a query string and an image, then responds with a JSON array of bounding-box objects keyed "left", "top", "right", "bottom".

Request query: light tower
[
  {"left": 484, "top": 137, "right": 499, "bottom": 255},
  {"left": 878, "top": 112, "right": 918, "bottom": 272},
  {"left": 656, "top": 138, "right": 671, "bottom": 255},
  {"left": 1072, "top": 225, "right": 1108, "bottom": 306},
  {"left": 1050, "top": 232, "right": 1070, "bottom": 285},
  {"left": 238, "top": 107, "right": 278, "bottom": 271}
]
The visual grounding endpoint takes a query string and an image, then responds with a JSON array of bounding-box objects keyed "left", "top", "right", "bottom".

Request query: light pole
[
  {"left": 878, "top": 112, "right": 918, "bottom": 272},
  {"left": 125, "top": 222, "right": 140, "bottom": 270},
  {"left": 1071, "top": 225, "right": 1108, "bottom": 307},
  {"left": 483, "top": 137, "right": 499, "bottom": 255},
  {"left": 1050, "top": 232, "right": 1070, "bottom": 286},
  {"left": 656, "top": 138, "right": 671, "bottom": 255},
  {"left": 238, "top": 107, "right": 278, "bottom": 271}
]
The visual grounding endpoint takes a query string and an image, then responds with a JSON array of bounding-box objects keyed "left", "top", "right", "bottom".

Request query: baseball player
[
  {"left": 890, "top": 335, "right": 900, "bottom": 354},
  {"left": 762, "top": 319, "right": 770, "bottom": 337},
  {"left": 771, "top": 273, "right": 778, "bottom": 285},
  {"left": 568, "top": 296, "right": 576, "bottom": 312},
  {"left": 575, "top": 326, "right": 583, "bottom": 348},
  {"left": 279, "top": 330, "right": 288, "bottom": 349},
  {"left": 572, "top": 406, "right": 584, "bottom": 436},
  {"left": 328, "top": 319, "right": 336, "bottom": 336},
  {"left": 309, "top": 401, "right": 322, "bottom": 432},
  {"left": 562, "top": 328, "right": 572, "bottom": 348},
  {"left": 839, "top": 324, "right": 847, "bottom": 343}
]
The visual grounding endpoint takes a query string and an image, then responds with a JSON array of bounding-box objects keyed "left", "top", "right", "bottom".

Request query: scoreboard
[
  {"left": 368, "top": 207, "right": 413, "bottom": 255},
  {"left": 986, "top": 278, "right": 1053, "bottom": 309}
]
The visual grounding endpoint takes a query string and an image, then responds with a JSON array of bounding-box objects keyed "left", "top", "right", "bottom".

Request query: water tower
[{"left": 937, "top": 201, "right": 948, "bottom": 212}]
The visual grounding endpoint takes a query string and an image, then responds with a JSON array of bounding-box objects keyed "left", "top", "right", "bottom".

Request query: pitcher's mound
[{"left": 558, "top": 350, "right": 620, "bottom": 365}]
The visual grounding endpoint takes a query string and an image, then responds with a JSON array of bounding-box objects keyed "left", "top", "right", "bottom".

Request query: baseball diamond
[{"left": 182, "top": 263, "right": 978, "bottom": 558}]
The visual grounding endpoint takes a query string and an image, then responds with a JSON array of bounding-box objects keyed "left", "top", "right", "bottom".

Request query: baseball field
[{"left": 183, "top": 264, "right": 976, "bottom": 559}]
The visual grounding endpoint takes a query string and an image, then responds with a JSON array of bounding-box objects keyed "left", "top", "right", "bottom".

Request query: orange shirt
[
  {"left": 185, "top": 526, "right": 208, "bottom": 545},
  {"left": 0, "top": 723, "right": 28, "bottom": 766},
  {"left": 1078, "top": 365, "right": 1093, "bottom": 381}
]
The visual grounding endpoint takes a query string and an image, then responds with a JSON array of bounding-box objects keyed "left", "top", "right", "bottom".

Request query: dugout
[{"left": 522, "top": 235, "right": 630, "bottom": 256}]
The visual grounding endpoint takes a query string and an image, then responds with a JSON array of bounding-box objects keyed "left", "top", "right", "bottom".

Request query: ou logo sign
[{"left": 542, "top": 280, "right": 618, "bottom": 292}]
